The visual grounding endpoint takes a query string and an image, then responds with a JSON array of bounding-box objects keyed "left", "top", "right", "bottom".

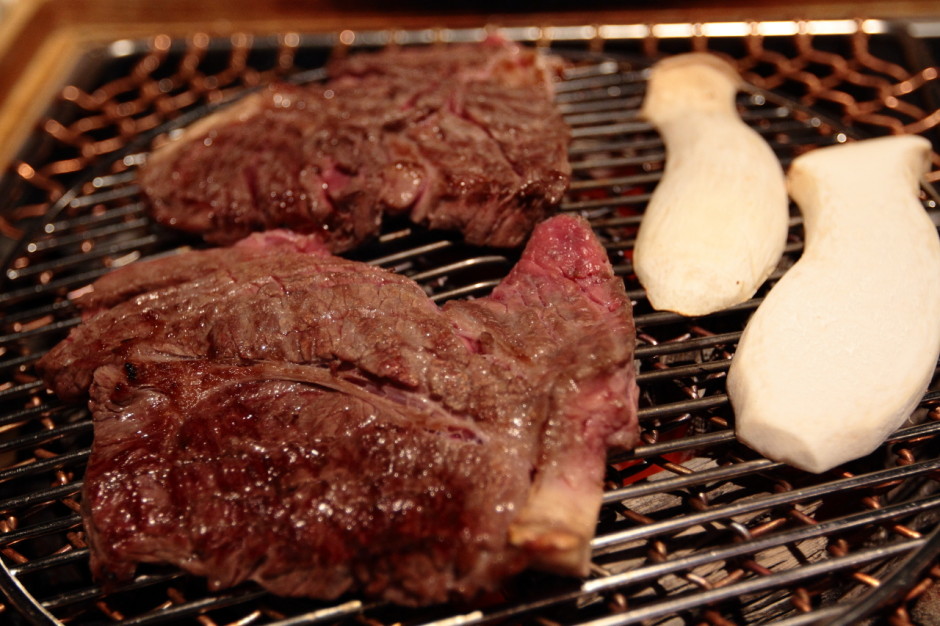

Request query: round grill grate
[{"left": 1, "top": 23, "right": 940, "bottom": 626}]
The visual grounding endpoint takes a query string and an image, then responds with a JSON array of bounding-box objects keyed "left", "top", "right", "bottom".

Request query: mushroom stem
[
  {"left": 727, "top": 135, "right": 940, "bottom": 473},
  {"left": 634, "top": 53, "right": 789, "bottom": 317}
]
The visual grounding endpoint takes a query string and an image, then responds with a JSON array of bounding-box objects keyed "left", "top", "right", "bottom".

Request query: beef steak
[
  {"left": 138, "top": 38, "right": 571, "bottom": 251},
  {"left": 37, "top": 215, "right": 638, "bottom": 605}
]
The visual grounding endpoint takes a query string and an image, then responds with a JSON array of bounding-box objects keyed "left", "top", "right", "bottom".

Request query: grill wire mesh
[{"left": 2, "top": 21, "right": 940, "bottom": 626}]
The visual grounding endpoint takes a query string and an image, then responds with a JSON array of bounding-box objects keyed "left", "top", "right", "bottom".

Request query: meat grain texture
[
  {"left": 139, "top": 38, "right": 571, "bottom": 252},
  {"left": 37, "top": 216, "right": 639, "bottom": 605}
]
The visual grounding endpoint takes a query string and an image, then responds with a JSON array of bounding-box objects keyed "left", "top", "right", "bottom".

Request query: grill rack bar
[
  {"left": 39, "top": 571, "right": 194, "bottom": 612},
  {"left": 593, "top": 458, "right": 940, "bottom": 553},
  {"left": 578, "top": 540, "right": 926, "bottom": 626},
  {"left": 426, "top": 537, "right": 933, "bottom": 626},
  {"left": 1, "top": 27, "right": 939, "bottom": 626}
]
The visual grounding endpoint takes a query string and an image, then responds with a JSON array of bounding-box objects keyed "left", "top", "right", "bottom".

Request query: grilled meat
[
  {"left": 38, "top": 215, "right": 638, "bottom": 605},
  {"left": 138, "top": 38, "right": 571, "bottom": 252}
]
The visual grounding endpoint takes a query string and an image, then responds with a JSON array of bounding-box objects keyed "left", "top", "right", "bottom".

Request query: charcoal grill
[{"left": 2, "top": 14, "right": 940, "bottom": 626}]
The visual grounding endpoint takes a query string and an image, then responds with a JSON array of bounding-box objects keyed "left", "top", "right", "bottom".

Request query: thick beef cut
[
  {"left": 138, "top": 38, "right": 571, "bottom": 251},
  {"left": 37, "top": 216, "right": 638, "bottom": 605}
]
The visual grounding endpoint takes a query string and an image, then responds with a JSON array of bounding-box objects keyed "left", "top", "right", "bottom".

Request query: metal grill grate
[{"left": 2, "top": 21, "right": 940, "bottom": 626}]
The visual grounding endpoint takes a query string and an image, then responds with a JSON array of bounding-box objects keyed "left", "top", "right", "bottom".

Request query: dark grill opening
[{"left": 2, "top": 20, "right": 940, "bottom": 626}]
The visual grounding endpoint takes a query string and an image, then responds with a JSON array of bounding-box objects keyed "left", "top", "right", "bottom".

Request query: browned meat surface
[
  {"left": 73, "top": 229, "right": 331, "bottom": 315},
  {"left": 37, "top": 216, "right": 637, "bottom": 605},
  {"left": 138, "top": 38, "right": 571, "bottom": 252}
]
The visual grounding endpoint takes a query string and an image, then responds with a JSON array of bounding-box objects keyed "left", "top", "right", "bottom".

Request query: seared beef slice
[
  {"left": 37, "top": 216, "right": 638, "bottom": 604},
  {"left": 138, "top": 38, "right": 571, "bottom": 251}
]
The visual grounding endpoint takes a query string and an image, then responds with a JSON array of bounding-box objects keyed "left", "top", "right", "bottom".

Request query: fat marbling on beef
[
  {"left": 138, "top": 38, "right": 571, "bottom": 252},
  {"left": 37, "top": 216, "right": 638, "bottom": 605}
]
